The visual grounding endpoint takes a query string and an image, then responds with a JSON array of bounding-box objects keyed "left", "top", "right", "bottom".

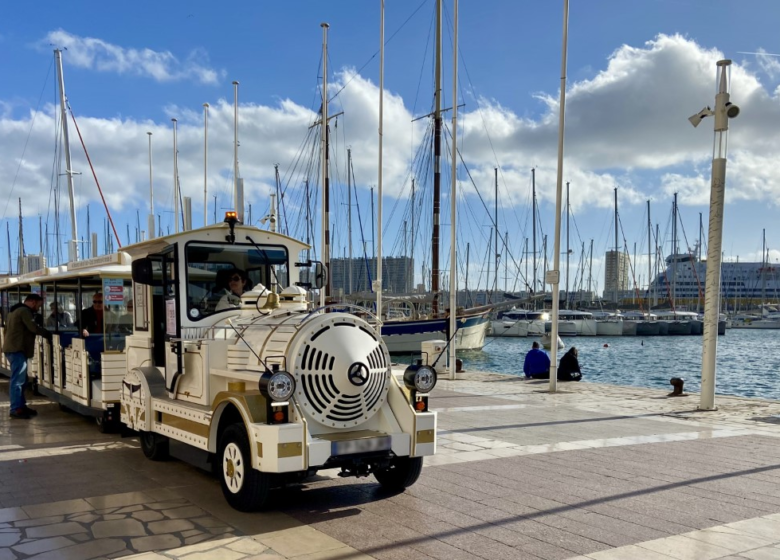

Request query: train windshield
[{"left": 184, "top": 241, "right": 289, "bottom": 321}]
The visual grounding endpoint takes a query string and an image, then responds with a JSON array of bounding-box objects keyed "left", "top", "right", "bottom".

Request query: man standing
[
  {"left": 523, "top": 341, "right": 551, "bottom": 379},
  {"left": 3, "top": 294, "right": 52, "bottom": 419}
]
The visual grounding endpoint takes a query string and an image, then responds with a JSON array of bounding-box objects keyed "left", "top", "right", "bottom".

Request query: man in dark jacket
[
  {"left": 3, "top": 294, "right": 52, "bottom": 419},
  {"left": 523, "top": 341, "right": 551, "bottom": 379},
  {"left": 81, "top": 293, "right": 104, "bottom": 337}
]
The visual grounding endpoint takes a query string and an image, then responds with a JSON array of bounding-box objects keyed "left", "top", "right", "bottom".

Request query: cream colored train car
[
  {"left": 120, "top": 217, "right": 438, "bottom": 511},
  {"left": 0, "top": 257, "right": 133, "bottom": 430}
]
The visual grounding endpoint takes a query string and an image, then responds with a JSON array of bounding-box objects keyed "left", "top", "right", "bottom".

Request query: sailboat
[
  {"left": 371, "top": 0, "right": 489, "bottom": 354},
  {"left": 310, "top": 12, "right": 487, "bottom": 355}
]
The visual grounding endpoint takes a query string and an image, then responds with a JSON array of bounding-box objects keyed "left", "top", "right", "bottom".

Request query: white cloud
[
  {"left": 4, "top": 33, "right": 780, "bottom": 278},
  {"left": 754, "top": 48, "right": 780, "bottom": 80},
  {"left": 41, "top": 30, "right": 223, "bottom": 85}
]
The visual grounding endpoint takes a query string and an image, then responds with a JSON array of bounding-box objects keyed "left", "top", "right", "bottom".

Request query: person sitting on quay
[
  {"left": 523, "top": 341, "right": 551, "bottom": 379},
  {"left": 557, "top": 346, "right": 583, "bottom": 382}
]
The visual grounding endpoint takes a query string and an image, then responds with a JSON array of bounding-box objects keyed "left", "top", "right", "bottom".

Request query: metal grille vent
[{"left": 294, "top": 318, "right": 389, "bottom": 428}]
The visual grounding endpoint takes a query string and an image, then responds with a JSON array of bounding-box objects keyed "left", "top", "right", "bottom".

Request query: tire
[
  {"left": 374, "top": 456, "right": 424, "bottom": 490},
  {"left": 95, "top": 415, "right": 118, "bottom": 434},
  {"left": 218, "top": 423, "right": 270, "bottom": 512},
  {"left": 140, "top": 431, "right": 169, "bottom": 461}
]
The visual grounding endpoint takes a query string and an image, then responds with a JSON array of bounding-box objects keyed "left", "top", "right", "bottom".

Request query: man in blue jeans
[
  {"left": 523, "top": 341, "right": 551, "bottom": 379},
  {"left": 3, "top": 294, "right": 52, "bottom": 419}
]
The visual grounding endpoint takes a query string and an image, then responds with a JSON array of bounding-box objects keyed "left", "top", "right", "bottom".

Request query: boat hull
[
  {"left": 381, "top": 314, "right": 489, "bottom": 354},
  {"left": 596, "top": 320, "right": 623, "bottom": 336},
  {"left": 663, "top": 320, "right": 692, "bottom": 335},
  {"left": 489, "top": 320, "right": 529, "bottom": 337},
  {"left": 545, "top": 321, "right": 577, "bottom": 336},
  {"left": 576, "top": 319, "right": 598, "bottom": 336},
  {"left": 634, "top": 321, "right": 661, "bottom": 336}
]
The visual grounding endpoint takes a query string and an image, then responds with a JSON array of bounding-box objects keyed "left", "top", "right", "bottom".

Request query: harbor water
[{"left": 459, "top": 329, "right": 780, "bottom": 400}]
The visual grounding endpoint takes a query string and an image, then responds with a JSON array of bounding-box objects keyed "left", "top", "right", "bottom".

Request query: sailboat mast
[
  {"left": 449, "top": 0, "right": 459, "bottom": 376},
  {"left": 672, "top": 192, "right": 678, "bottom": 308},
  {"left": 320, "top": 24, "right": 331, "bottom": 306},
  {"left": 172, "top": 118, "right": 179, "bottom": 234},
  {"left": 532, "top": 168, "right": 537, "bottom": 296},
  {"left": 203, "top": 103, "right": 209, "bottom": 228},
  {"left": 524, "top": 238, "right": 528, "bottom": 294},
  {"left": 55, "top": 49, "right": 79, "bottom": 262},
  {"left": 377, "top": 0, "right": 384, "bottom": 311},
  {"left": 6, "top": 223, "right": 10, "bottom": 274},
  {"left": 348, "top": 148, "right": 354, "bottom": 296},
  {"left": 589, "top": 239, "right": 593, "bottom": 295},
  {"left": 647, "top": 200, "right": 651, "bottom": 306},
  {"left": 147, "top": 132, "right": 155, "bottom": 239},
  {"left": 613, "top": 187, "right": 618, "bottom": 304},
  {"left": 431, "top": 0, "right": 443, "bottom": 316},
  {"left": 233, "top": 81, "right": 241, "bottom": 222},
  {"left": 762, "top": 228, "right": 767, "bottom": 304},
  {"left": 18, "top": 199, "right": 24, "bottom": 272},
  {"left": 654, "top": 224, "right": 659, "bottom": 307},
  {"left": 411, "top": 179, "right": 415, "bottom": 290},
  {"left": 305, "top": 180, "right": 311, "bottom": 262},
  {"left": 494, "top": 167, "right": 498, "bottom": 296},
  {"left": 565, "top": 181, "right": 570, "bottom": 309}
]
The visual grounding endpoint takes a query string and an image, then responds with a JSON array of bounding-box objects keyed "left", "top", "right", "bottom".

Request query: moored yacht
[{"left": 591, "top": 312, "right": 624, "bottom": 336}]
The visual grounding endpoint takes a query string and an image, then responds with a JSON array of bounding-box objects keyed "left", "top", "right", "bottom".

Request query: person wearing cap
[{"left": 2, "top": 294, "right": 52, "bottom": 419}]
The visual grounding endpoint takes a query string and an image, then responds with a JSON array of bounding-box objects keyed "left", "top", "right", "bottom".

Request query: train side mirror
[
  {"left": 132, "top": 258, "right": 163, "bottom": 286},
  {"left": 314, "top": 262, "right": 326, "bottom": 290}
]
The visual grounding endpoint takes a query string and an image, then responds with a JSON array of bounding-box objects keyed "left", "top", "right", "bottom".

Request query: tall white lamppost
[
  {"left": 689, "top": 59, "right": 740, "bottom": 410},
  {"left": 548, "top": 0, "right": 570, "bottom": 393}
]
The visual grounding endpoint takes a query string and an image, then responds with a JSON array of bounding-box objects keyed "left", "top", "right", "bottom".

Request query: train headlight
[
  {"left": 403, "top": 362, "right": 437, "bottom": 393},
  {"left": 259, "top": 369, "right": 296, "bottom": 402}
]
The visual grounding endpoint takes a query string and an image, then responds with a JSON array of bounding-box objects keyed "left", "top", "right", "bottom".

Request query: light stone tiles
[
  {"left": 425, "top": 426, "right": 763, "bottom": 468},
  {"left": 567, "top": 512, "right": 780, "bottom": 560},
  {"left": 0, "top": 441, "right": 136, "bottom": 462}
]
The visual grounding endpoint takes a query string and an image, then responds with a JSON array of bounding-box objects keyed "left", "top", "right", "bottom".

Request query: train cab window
[{"left": 184, "top": 242, "right": 288, "bottom": 321}]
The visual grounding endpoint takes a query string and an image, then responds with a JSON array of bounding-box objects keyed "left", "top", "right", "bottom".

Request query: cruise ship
[{"left": 647, "top": 252, "right": 780, "bottom": 305}]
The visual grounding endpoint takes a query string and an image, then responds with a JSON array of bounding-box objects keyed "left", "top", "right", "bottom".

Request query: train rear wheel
[{"left": 140, "top": 431, "right": 169, "bottom": 461}]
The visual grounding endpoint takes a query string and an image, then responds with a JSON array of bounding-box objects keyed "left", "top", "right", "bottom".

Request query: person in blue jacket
[{"left": 523, "top": 341, "right": 551, "bottom": 379}]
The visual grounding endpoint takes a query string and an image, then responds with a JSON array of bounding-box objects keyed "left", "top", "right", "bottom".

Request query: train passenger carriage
[{"left": 0, "top": 255, "right": 133, "bottom": 431}]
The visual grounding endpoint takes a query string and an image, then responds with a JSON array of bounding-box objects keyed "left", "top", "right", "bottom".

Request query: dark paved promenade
[{"left": 2, "top": 370, "right": 780, "bottom": 560}]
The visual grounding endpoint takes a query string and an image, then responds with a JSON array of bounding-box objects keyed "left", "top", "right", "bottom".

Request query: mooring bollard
[{"left": 668, "top": 377, "right": 687, "bottom": 397}]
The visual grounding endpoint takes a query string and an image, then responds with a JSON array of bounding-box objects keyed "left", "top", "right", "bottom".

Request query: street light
[{"left": 690, "top": 59, "right": 739, "bottom": 411}]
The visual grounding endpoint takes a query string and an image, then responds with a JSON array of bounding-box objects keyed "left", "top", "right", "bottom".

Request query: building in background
[
  {"left": 604, "top": 250, "right": 629, "bottom": 302},
  {"left": 330, "top": 257, "right": 414, "bottom": 295},
  {"left": 18, "top": 254, "right": 46, "bottom": 275}
]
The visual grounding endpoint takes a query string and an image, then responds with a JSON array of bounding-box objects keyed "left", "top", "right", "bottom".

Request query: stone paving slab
[{"left": 4, "top": 372, "right": 780, "bottom": 559}]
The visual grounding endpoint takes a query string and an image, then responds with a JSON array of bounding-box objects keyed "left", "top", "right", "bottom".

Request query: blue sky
[{"left": 2, "top": 1, "right": 780, "bottom": 294}]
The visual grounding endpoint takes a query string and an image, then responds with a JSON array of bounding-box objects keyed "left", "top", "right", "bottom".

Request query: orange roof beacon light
[{"left": 224, "top": 211, "right": 240, "bottom": 243}]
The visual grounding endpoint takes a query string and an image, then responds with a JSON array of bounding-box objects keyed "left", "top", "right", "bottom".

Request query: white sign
[
  {"left": 166, "top": 299, "right": 177, "bottom": 336},
  {"left": 545, "top": 270, "right": 560, "bottom": 285}
]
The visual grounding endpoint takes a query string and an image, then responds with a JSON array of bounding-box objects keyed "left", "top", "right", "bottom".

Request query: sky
[{"left": 2, "top": 0, "right": 780, "bottom": 295}]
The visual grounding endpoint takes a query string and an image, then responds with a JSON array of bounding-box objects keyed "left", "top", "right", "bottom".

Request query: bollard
[
  {"left": 455, "top": 358, "right": 464, "bottom": 373},
  {"left": 668, "top": 377, "right": 687, "bottom": 397}
]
